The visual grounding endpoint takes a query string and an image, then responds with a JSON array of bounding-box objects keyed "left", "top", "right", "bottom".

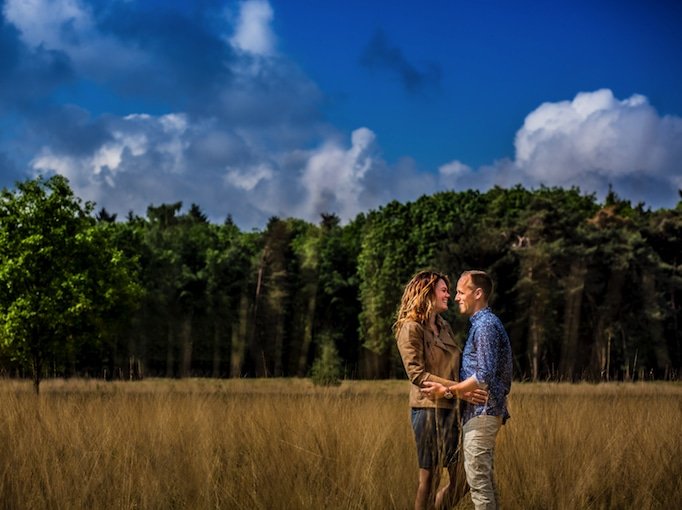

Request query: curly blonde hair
[{"left": 394, "top": 270, "right": 450, "bottom": 335}]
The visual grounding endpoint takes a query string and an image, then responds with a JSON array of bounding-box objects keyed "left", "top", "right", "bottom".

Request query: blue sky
[{"left": 1, "top": 0, "right": 681, "bottom": 228}]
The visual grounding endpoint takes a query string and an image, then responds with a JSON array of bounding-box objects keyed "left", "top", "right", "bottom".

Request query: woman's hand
[{"left": 420, "top": 381, "right": 447, "bottom": 400}]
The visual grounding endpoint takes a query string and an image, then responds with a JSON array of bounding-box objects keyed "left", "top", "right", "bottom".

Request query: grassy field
[{"left": 0, "top": 378, "right": 680, "bottom": 509}]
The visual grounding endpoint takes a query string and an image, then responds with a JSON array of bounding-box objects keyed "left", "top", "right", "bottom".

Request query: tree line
[{"left": 1, "top": 176, "right": 680, "bottom": 391}]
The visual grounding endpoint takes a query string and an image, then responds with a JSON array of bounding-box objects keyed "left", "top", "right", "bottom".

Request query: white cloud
[
  {"left": 30, "top": 113, "right": 192, "bottom": 207},
  {"left": 514, "top": 89, "right": 681, "bottom": 183},
  {"left": 3, "top": 0, "right": 91, "bottom": 50},
  {"left": 438, "top": 89, "right": 682, "bottom": 207},
  {"left": 4, "top": 0, "right": 334, "bottom": 227},
  {"left": 439, "top": 160, "right": 471, "bottom": 179},
  {"left": 3, "top": 0, "right": 147, "bottom": 79},
  {"left": 297, "top": 128, "right": 378, "bottom": 220},
  {"left": 225, "top": 163, "right": 274, "bottom": 191},
  {"left": 28, "top": 113, "right": 398, "bottom": 227},
  {"left": 6, "top": 0, "right": 680, "bottom": 228},
  {"left": 29, "top": 88, "right": 681, "bottom": 229},
  {"left": 229, "top": 0, "right": 275, "bottom": 56}
]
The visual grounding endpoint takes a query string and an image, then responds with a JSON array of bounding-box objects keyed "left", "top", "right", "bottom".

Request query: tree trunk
[
  {"left": 32, "top": 353, "right": 42, "bottom": 395},
  {"left": 179, "top": 313, "right": 193, "bottom": 378},
  {"left": 592, "top": 270, "right": 625, "bottom": 380},
  {"left": 642, "top": 270, "right": 670, "bottom": 372},
  {"left": 524, "top": 264, "right": 545, "bottom": 382},
  {"left": 560, "top": 261, "right": 587, "bottom": 380},
  {"left": 272, "top": 312, "right": 284, "bottom": 377},
  {"left": 211, "top": 321, "right": 222, "bottom": 378},
  {"left": 297, "top": 280, "right": 318, "bottom": 376},
  {"left": 230, "top": 293, "right": 250, "bottom": 377},
  {"left": 165, "top": 326, "right": 175, "bottom": 378},
  {"left": 529, "top": 309, "right": 544, "bottom": 382},
  {"left": 360, "top": 347, "right": 391, "bottom": 379},
  {"left": 248, "top": 253, "right": 267, "bottom": 376},
  {"left": 672, "top": 258, "right": 680, "bottom": 374}
]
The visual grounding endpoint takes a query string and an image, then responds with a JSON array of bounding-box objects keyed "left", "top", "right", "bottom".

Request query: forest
[{"left": 1, "top": 175, "right": 680, "bottom": 391}]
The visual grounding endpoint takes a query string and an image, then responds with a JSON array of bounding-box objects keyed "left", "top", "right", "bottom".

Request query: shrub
[{"left": 310, "top": 338, "right": 342, "bottom": 386}]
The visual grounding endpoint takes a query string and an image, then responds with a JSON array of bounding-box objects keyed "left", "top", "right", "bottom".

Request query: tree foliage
[
  {"left": 0, "top": 176, "right": 141, "bottom": 392},
  {"left": 1, "top": 176, "right": 680, "bottom": 383}
]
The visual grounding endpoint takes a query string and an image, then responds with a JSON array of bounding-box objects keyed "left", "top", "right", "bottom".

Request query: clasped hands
[{"left": 420, "top": 381, "right": 488, "bottom": 405}]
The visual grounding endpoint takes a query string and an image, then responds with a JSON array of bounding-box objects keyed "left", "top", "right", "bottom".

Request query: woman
[{"left": 395, "top": 270, "right": 486, "bottom": 510}]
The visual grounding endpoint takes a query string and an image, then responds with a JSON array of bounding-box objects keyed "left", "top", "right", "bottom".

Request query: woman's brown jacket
[{"left": 396, "top": 315, "right": 462, "bottom": 409}]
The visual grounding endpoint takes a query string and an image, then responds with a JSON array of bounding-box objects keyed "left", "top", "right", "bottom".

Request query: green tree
[
  {"left": 291, "top": 220, "right": 321, "bottom": 376},
  {"left": 309, "top": 333, "right": 342, "bottom": 386},
  {"left": 357, "top": 200, "right": 412, "bottom": 377},
  {"left": 0, "top": 176, "right": 141, "bottom": 393},
  {"left": 250, "top": 217, "right": 314, "bottom": 377},
  {"left": 203, "top": 219, "right": 257, "bottom": 377},
  {"left": 645, "top": 203, "right": 682, "bottom": 377},
  {"left": 227, "top": 230, "right": 261, "bottom": 377},
  {"left": 139, "top": 202, "right": 213, "bottom": 378},
  {"left": 511, "top": 206, "right": 563, "bottom": 381},
  {"left": 576, "top": 193, "right": 669, "bottom": 381},
  {"left": 314, "top": 213, "right": 364, "bottom": 377}
]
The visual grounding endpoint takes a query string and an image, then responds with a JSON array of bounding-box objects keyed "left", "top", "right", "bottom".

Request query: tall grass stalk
[{"left": 0, "top": 379, "right": 679, "bottom": 509}]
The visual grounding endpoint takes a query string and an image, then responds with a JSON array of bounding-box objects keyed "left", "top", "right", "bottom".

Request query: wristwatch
[{"left": 443, "top": 389, "right": 454, "bottom": 399}]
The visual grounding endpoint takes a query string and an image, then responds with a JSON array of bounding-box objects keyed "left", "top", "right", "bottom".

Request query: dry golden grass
[
  {"left": 0, "top": 378, "right": 680, "bottom": 509},
  {"left": 498, "top": 382, "right": 682, "bottom": 510}
]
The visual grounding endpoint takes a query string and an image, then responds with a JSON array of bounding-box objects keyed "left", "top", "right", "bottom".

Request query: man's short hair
[{"left": 461, "top": 270, "right": 493, "bottom": 300}]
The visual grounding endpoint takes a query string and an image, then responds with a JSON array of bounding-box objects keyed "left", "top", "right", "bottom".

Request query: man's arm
[{"left": 472, "top": 322, "right": 499, "bottom": 389}]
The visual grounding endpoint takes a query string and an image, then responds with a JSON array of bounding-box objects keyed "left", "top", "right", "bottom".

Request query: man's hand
[{"left": 462, "top": 388, "right": 488, "bottom": 405}]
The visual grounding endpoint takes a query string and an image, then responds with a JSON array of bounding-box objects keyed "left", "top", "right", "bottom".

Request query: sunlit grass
[{"left": 0, "top": 378, "right": 680, "bottom": 509}]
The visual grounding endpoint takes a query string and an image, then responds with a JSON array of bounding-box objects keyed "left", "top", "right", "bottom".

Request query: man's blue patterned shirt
[{"left": 461, "top": 307, "right": 513, "bottom": 424}]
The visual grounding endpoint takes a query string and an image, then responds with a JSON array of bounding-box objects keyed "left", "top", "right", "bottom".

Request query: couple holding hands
[{"left": 395, "top": 270, "right": 513, "bottom": 510}]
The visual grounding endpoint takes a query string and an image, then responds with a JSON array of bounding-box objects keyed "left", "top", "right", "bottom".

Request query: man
[{"left": 422, "top": 270, "right": 512, "bottom": 510}]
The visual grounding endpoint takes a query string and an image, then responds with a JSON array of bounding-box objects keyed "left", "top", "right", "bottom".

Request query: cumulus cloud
[
  {"left": 439, "top": 161, "right": 472, "bottom": 179},
  {"left": 31, "top": 112, "right": 189, "bottom": 206},
  {"left": 2, "top": 0, "right": 680, "bottom": 230},
  {"left": 0, "top": 0, "right": 332, "bottom": 227},
  {"left": 3, "top": 0, "right": 238, "bottom": 112},
  {"left": 26, "top": 109, "right": 402, "bottom": 226},
  {"left": 515, "top": 89, "right": 681, "bottom": 182},
  {"left": 439, "top": 89, "right": 682, "bottom": 208},
  {"left": 3, "top": 0, "right": 146, "bottom": 83},
  {"left": 297, "top": 128, "right": 379, "bottom": 220},
  {"left": 225, "top": 163, "right": 274, "bottom": 191},
  {"left": 3, "top": 0, "right": 91, "bottom": 50},
  {"left": 229, "top": 0, "right": 275, "bottom": 56}
]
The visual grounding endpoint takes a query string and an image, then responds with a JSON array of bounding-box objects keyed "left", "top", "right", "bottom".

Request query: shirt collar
[{"left": 469, "top": 306, "right": 491, "bottom": 325}]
